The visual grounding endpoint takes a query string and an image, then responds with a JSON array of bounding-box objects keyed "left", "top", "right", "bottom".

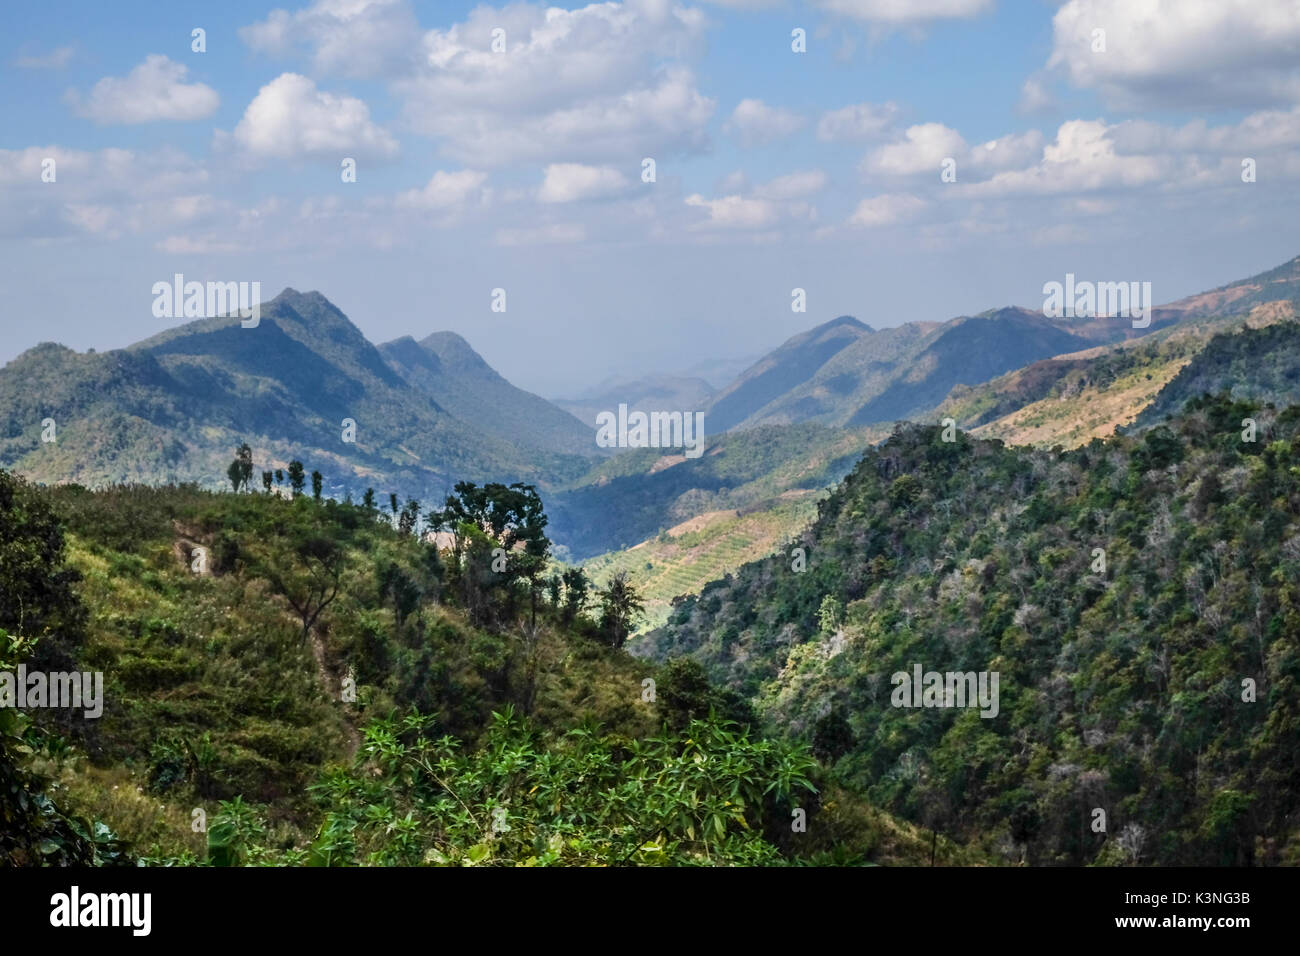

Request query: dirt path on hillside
[{"left": 309, "top": 627, "right": 363, "bottom": 759}]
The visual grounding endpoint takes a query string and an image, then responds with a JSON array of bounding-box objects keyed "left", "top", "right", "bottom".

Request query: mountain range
[{"left": 4, "top": 254, "right": 1300, "bottom": 559}]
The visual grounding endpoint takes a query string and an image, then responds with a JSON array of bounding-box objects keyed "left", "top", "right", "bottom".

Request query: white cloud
[
  {"left": 957, "top": 120, "right": 1168, "bottom": 198},
  {"left": 864, "top": 124, "right": 1045, "bottom": 179},
  {"left": 13, "top": 45, "right": 74, "bottom": 69},
  {"left": 240, "top": 0, "right": 421, "bottom": 77},
  {"left": 864, "top": 123, "right": 967, "bottom": 175},
  {"left": 816, "top": 101, "right": 899, "bottom": 142},
  {"left": 396, "top": 169, "right": 489, "bottom": 210},
  {"left": 724, "top": 99, "right": 806, "bottom": 147},
  {"left": 397, "top": 2, "right": 713, "bottom": 165},
  {"left": 227, "top": 73, "right": 399, "bottom": 161},
  {"left": 814, "top": 0, "right": 991, "bottom": 23},
  {"left": 67, "top": 55, "right": 219, "bottom": 125},
  {"left": 753, "top": 169, "right": 828, "bottom": 200},
  {"left": 538, "top": 163, "right": 629, "bottom": 203},
  {"left": 1111, "top": 105, "right": 1300, "bottom": 154},
  {"left": 969, "top": 130, "right": 1045, "bottom": 173},
  {"left": 685, "top": 193, "right": 781, "bottom": 229},
  {"left": 848, "top": 192, "right": 926, "bottom": 227},
  {"left": 1044, "top": 0, "right": 1300, "bottom": 109},
  {"left": 1017, "top": 76, "right": 1055, "bottom": 114}
]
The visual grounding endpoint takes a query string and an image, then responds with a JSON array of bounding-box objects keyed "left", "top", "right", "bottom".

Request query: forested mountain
[
  {"left": 380, "top": 331, "right": 595, "bottom": 456},
  {"left": 639, "top": 390, "right": 1300, "bottom": 864},
  {"left": 549, "top": 421, "right": 884, "bottom": 560},
  {"left": 0, "top": 289, "right": 593, "bottom": 497},
  {"left": 704, "top": 316, "right": 873, "bottom": 432},
  {"left": 696, "top": 254, "right": 1300, "bottom": 435},
  {"left": 1133, "top": 318, "right": 1300, "bottom": 429}
]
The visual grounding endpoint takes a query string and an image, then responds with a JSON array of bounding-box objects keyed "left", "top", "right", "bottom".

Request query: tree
[
  {"left": 0, "top": 470, "right": 85, "bottom": 671},
  {"left": 311, "top": 470, "right": 323, "bottom": 502},
  {"left": 817, "top": 595, "right": 843, "bottom": 634},
  {"left": 263, "top": 535, "right": 345, "bottom": 643},
  {"left": 811, "top": 706, "right": 855, "bottom": 763},
  {"left": 362, "top": 488, "right": 376, "bottom": 511},
  {"left": 262, "top": 471, "right": 273, "bottom": 494},
  {"left": 274, "top": 468, "right": 284, "bottom": 487},
  {"left": 227, "top": 443, "right": 254, "bottom": 493},
  {"left": 398, "top": 498, "right": 421, "bottom": 537},
  {"left": 429, "top": 481, "right": 552, "bottom": 628},
  {"left": 561, "top": 567, "right": 589, "bottom": 625},
  {"left": 598, "top": 571, "right": 644, "bottom": 650},
  {"left": 287, "top": 461, "right": 306, "bottom": 498}
]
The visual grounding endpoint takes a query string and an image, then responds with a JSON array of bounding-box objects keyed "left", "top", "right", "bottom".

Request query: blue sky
[{"left": 2, "top": 0, "right": 1299, "bottom": 395}]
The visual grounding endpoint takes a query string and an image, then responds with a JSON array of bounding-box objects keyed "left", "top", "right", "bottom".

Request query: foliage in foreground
[{"left": 206, "top": 707, "right": 818, "bottom": 867}]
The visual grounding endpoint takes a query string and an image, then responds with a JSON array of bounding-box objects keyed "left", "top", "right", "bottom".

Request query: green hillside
[
  {"left": 0, "top": 290, "right": 592, "bottom": 501},
  {"left": 1, "top": 467, "right": 967, "bottom": 867},
  {"left": 549, "top": 421, "right": 885, "bottom": 560},
  {"left": 641, "top": 394, "right": 1300, "bottom": 865},
  {"left": 380, "top": 332, "right": 597, "bottom": 458}
]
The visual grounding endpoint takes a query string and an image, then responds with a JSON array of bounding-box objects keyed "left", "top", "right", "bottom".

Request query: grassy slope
[
  {"left": 585, "top": 492, "right": 822, "bottom": 633},
  {"left": 25, "top": 482, "right": 960, "bottom": 865},
  {"left": 939, "top": 304, "right": 1296, "bottom": 449}
]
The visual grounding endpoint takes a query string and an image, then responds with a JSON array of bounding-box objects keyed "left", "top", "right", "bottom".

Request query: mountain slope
[
  {"left": 0, "top": 290, "right": 591, "bottom": 496},
  {"left": 705, "top": 254, "right": 1300, "bottom": 435},
  {"left": 704, "top": 316, "right": 871, "bottom": 432},
  {"left": 638, "top": 394, "right": 1300, "bottom": 865},
  {"left": 555, "top": 374, "right": 715, "bottom": 429},
  {"left": 846, "top": 309, "right": 1093, "bottom": 425},
  {"left": 380, "top": 331, "right": 595, "bottom": 457},
  {"left": 1133, "top": 316, "right": 1300, "bottom": 429}
]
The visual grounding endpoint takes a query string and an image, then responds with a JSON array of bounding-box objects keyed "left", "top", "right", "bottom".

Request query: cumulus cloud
[
  {"left": 724, "top": 99, "right": 806, "bottom": 147},
  {"left": 848, "top": 192, "right": 926, "bottom": 227},
  {"left": 864, "top": 123, "right": 1044, "bottom": 179},
  {"left": 67, "top": 55, "right": 219, "bottom": 124},
  {"left": 538, "top": 163, "right": 629, "bottom": 202},
  {"left": 685, "top": 193, "right": 781, "bottom": 229},
  {"left": 1044, "top": 0, "right": 1300, "bottom": 109},
  {"left": 226, "top": 73, "right": 399, "bottom": 161},
  {"left": 863, "top": 123, "right": 968, "bottom": 175},
  {"left": 956, "top": 120, "right": 1168, "bottom": 198},
  {"left": 396, "top": 1, "right": 713, "bottom": 165},
  {"left": 816, "top": 101, "right": 899, "bottom": 142},
  {"left": 241, "top": 0, "right": 421, "bottom": 77},
  {"left": 396, "top": 169, "right": 489, "bottom": 210}
]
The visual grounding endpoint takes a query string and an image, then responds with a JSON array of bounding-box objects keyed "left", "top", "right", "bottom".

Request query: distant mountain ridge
[
  {"left": 380, "top": 330, "right": 595, "bottom": 457},
  {"left": 701, "top": 253, "right": 1300, "bottom": 434},
  {"left": 0, "top": 288, "right": 594, "bottom": 498}
]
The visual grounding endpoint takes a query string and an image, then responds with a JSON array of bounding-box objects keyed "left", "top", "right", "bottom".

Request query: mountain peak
[{"left": 417, "top": 331, "right": 494, "bottom": 376}]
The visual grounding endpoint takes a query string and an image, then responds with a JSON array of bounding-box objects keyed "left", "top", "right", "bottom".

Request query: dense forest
[{"left": 643, "top": 390, "right": 1300, "bottom": 865}]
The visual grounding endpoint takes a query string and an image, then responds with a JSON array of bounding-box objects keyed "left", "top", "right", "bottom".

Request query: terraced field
[{"left": 583, "top": 492, "right": 822, "bottom": 634}]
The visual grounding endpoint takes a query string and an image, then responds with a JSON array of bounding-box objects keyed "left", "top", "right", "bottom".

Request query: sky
[{"left": 2, "top": 0, "right": 1299, "bottom": 396}]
